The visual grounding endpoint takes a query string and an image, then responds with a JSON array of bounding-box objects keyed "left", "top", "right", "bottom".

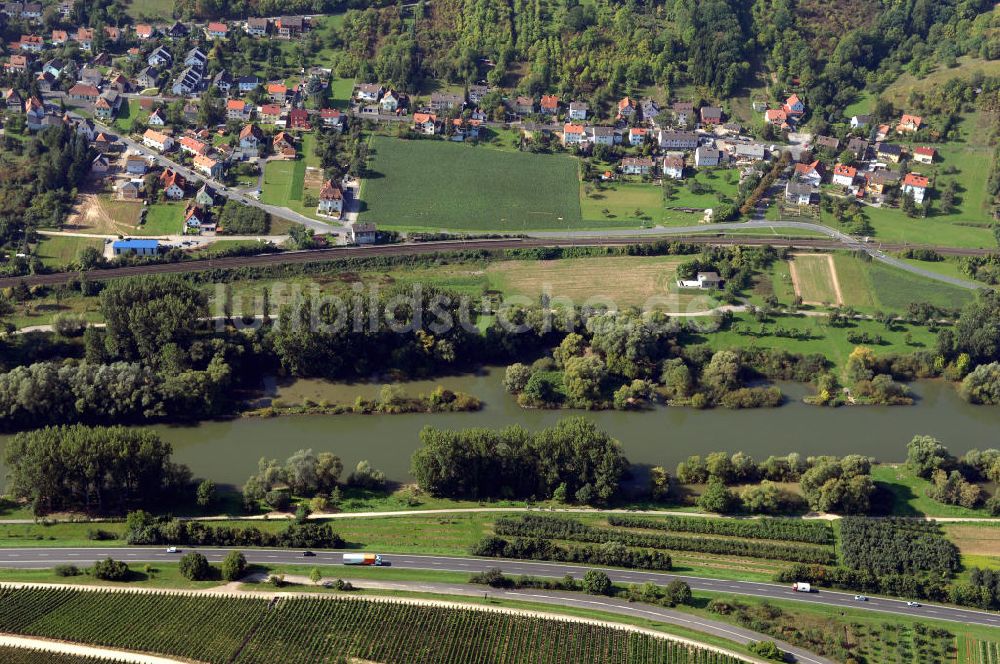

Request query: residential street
[{"left": 49, "top": 94, "right": 339, "bottom": 233}]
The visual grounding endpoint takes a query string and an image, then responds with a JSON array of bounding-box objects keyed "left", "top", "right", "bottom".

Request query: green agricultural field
[
  {"left": 360, "top": 136, "right": 584, "bottom": 231},
  {"left": 33, "top": 235, "right": 104, "bottom": 269},
  {"left": 830, "top": 255, "right": 880, "bottom": 309},
  {"left": 829, "top": 254, "right": 974, "bottom": 313},
  {"left": 865, "top": 260, "right": 976, "bottom": 311},
  {"left": 769, "top": 252, "right": 972, "bottom": 315},
  {"left": 788, "top": 254, "right": 840, "bottom": 305}
]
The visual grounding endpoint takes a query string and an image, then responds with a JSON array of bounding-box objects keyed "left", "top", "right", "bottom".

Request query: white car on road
[{"left": 166, "top": 546, "right": 178, "bottom": 553}]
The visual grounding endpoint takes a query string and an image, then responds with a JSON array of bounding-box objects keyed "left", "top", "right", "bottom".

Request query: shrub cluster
[
  {"left": 606, "top": 515, "right": 833, "bottom": 545},
  {"left": 469, "top": 568, "right": 694, "bottom": 608},
  {"left": 92, "top": 557, "right": 130, "bottom": 582},
  {"left": 470, "top": 535, "right": 672, "bottom": 571},
  {"left": 493, "top": 515, "right": 834, "bottom": 564}
]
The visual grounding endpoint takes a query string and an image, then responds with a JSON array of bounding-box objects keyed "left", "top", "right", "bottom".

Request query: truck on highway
[
  {"left": 792, "top": 582, "right": 812, "bottom": 593},
  {"left": 343, "top": 553, "right": 387, "bottom": 566}
]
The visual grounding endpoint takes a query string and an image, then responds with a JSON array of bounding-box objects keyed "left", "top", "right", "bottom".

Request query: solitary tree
[
  {"left": 221, "top": 551, "right": 247, "bottom": 582},
  {"left": 582, "top": 569, "right": 612, "bottom": 595},
  {"left": 196, "top": 480, "right": 217, "bottom": 508},
  {"left": 179, "top": 552, "right": 212, "bottom": 581}
]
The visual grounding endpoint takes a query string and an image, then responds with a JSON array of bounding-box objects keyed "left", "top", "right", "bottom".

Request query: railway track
[{"left": 0, "top": 234, "right": 990, "bottom": 289}]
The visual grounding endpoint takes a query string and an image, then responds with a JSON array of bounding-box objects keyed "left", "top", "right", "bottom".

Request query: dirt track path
[
  {"left": 0, "top": 634, "right": 192, "bottom": 664},
  {"left": 788, "top": 253, "right": 844, "bottom": 306}
]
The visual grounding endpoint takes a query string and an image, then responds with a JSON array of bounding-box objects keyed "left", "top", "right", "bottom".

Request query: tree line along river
[
  {"left": 111, "top": 369, "right": 1000, "bottom": 485},
  {"left": 1, "top": 368, "right": 999, "bottom": 487}
]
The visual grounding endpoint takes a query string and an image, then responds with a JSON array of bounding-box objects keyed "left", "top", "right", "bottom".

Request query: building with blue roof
[{"left": 112, "top": 239, "right": 160, "bottom": 257}]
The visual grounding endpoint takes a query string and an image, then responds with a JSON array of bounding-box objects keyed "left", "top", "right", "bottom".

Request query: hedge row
[
  {"left": 775, "top": 563, "right": 953, "bottom": 604},
  {"left": 126, "top": 520, "right": 344, "bottom": 549},
  {"left": 607, "top": 515, "right": 833, "bottom": 544},
  {"left": 493, "top": 515, "right": 835, "bottom": 565},
  {"left": 470, "top": 535, "right": 672, "bottom": 571}
]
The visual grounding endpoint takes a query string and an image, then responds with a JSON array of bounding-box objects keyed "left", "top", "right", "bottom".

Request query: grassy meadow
[{"left": 580, "top": 169, "right": 740, "bottom": 226}]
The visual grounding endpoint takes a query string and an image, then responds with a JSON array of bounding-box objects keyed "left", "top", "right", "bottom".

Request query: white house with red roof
[
  {"left": 317, "top": 179, "right": 344, "bottom": 219},
  {"left": 628, "top": 127, "right": 648, "bottom": 146},
  {"left": 832, "top": 163, "right": 857, "bottom": 187},
  {"left": 206, "top": 22, "right": 229, "bottom": 39},
  {"left": 143, "top": 129, "right": 174, "bottom": 152},
  {"left": 539, "top": 94, "right": 559, "bottom": 115},
  {"left": 562, "top": 123, "right": 585, "bottom": 146},
  {"left": 902, "top": 173, "right": 929, "bottom": 204},
  {"left": 794, "top": 160, "right": 823, "bottom": 186},
  {"left": 913, "top": 146, "right": 936, "bottom": 165},
  {"left": 897, "top": 114, "right": 922, "bottom": 134},
  {"left": 765, "top": 108, "right": 789, "bottom": 128},
  {"left": 412, "top": 112, "right": 437, "bottom": 135}
]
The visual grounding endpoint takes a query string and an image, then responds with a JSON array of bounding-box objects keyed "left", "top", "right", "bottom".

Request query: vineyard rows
[
  {"left": 0, "top": 587, "right": 269, "bottom": 660},
  {"left": 0, "top": 646, "right": 126, "bottom": 664},
  {"left": 979, "top": 640, "right": 1000, "bottom": 664},
  {"left": 0, "top": 587, "right": 749, "bottom": 664}
]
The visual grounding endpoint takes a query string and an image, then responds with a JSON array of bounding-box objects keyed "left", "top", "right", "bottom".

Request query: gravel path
[{"left": 0, "top": 634, "right": 193, "bottom": 664}]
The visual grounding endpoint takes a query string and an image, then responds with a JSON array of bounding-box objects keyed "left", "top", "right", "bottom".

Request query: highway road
[{"left": 3, "top": 547, "right": 999, "bottom": 631}]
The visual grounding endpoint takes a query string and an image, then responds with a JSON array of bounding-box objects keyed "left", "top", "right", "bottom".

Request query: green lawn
[
  {"left": 580, "top": 169, "right": 740, "bottom": 226},
  {"left": 872, "top": 465, "right": 992, "bottom": 518},
  {"left": 360, "top": 136, "right": 584, "bottom": 231},
  {"left": 33, "top": 235, "right": 104, "bottom": 269},
  {"left": 261, "top": 159, "right": 306, "bottom": 207},
  {"left": 137, "top": 201, "right": 185, "bottom": 236},
  {"left": 112, "top": 99, "right": 147, "bottom": 133},
  {"left": 123, "top": 0, "right": 174, "bottom": 20},
  {"left": 328, "top": 77, "right": 355, "bottom": 110},
  {"left": 842, "top": 91, "right": 873, "bottom": 118},
  {"left": 699, "top": 311, "right": 939, "bottom": 369}
]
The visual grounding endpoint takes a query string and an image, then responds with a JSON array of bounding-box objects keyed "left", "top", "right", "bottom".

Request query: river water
[{"left": 114, "top": 368, "right": 999, "bottom": 486}]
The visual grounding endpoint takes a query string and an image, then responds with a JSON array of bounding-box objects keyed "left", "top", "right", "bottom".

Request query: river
[{"left": 112, "top": 368, "right": 999, "bottom": 486}]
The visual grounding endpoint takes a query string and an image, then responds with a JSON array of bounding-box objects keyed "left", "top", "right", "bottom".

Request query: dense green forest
[{"left": 324, "top": 0, "right": 998, "bottom": 113}]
